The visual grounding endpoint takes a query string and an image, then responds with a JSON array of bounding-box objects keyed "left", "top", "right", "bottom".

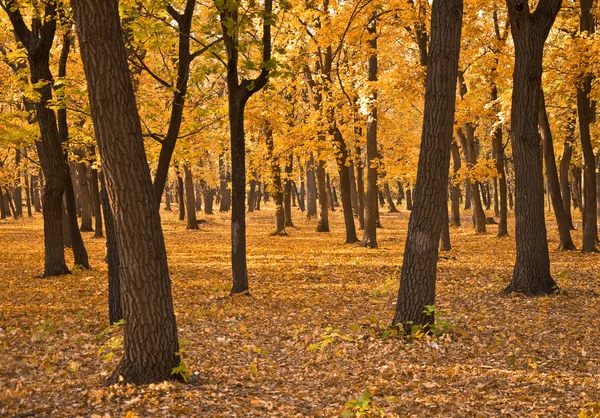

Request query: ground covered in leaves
[{"left": 1, "top": 204, "right": 600, "bottom": 417}]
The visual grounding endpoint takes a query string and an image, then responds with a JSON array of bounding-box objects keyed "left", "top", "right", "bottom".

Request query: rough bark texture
[
  {"left": 316, "top": 159, "right": 330, "bottom": 232},
  {"left": 72, "top": 0, "right": 180, "bottom": 385},
  {"left": 384, "top": 182, "right": 399, "bottom": 213},
  {"left": 177, "top": 172, "right": 185, "bottom": 221},
  {"left": 90, "top": 164, "right": 103, "bottom": 238},
  {"left": 393, "top": 0, "right": 463, "bottom": 329},
  {"left": 539, "top": 89, "right": 575, "bottom": 250},
  {"left": 333, "top": 129, "right": 358, "bottom": 243},
  {"left": 504, "top": 0, "right": 561, "bottom": 295},
  {"left": 491, "top": 86, "right": 509, "bottom": 238},
  {"left": 306, "top": 155, "right": 317, "bottom": 217},
  {"left": 559, "top": 123, "right": 575, "bottom": 229},
  {"left": 457, "top": 127, "right": 486, "bottom": 232},
  {"left": 100, "top": 172, "right": 122, "bottom": 326}
]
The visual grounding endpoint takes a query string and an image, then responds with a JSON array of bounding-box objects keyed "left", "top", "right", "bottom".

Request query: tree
[
  {"left": 503, "top": 0, "right": 561, "bottom": 295},
  {"left": 215, "top": 0, "right": 274, "bottom": 295},
  {"left": 72, "top": 0, "right": 180, "bottom": 384},
  {"left": 393, "top": 0, "right": 463, "bottom": 330}
]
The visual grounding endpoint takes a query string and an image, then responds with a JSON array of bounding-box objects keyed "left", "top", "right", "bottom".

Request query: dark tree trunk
[
  {"left": 405, "top": 189, "right": 413, "bottom": 210},
  {"left": 32, "top": 175, "right": 42, "bottom": 213},
  {"left": 75, "top": 159, "right": 94, "bottom": 231},
  {"left": 5, "top": 188, "right": 17, "bottom": 219},
  {"left": 396, "top": 181, "right": 405, "bottom": 205},
  {"left": 61, "top": 201, "right": 71, "bottom": 247},
  {"left": 100, "top": 172, "right": 122, "bottom": 325},
  {"left": 378, "top": 189, "right": 385, "bottom": 207},
  {"left": 298, "top": 161, "right": 306, "bottom": 212},
  {"left": 255, "top": 181, "right": 262, "bottom": 210},
  {"left": 464, "top": 178, "right": 471, "bottom": 209},
  {"left": 450, "top": 141, "right": 461, "bottom": 226},
  {"left": 559, "top": 126, "right": 575, "bottom": 229},
  {"left": 177, "top": 172, "right": 185, "bottom": 221},
  {"left": 195, "top": 182, "right": 202, "bottom": 212},
  {"left": 457, "top": 126, "right": 486, "bottom": 232},
  {"left": 361, "top": 16, "right": 379, "bottom": 248},
  {"left": 572, "top": 166, "right": 583, "bottom": 212},
  {"left": 440, "top": 202, "right": 451, "bottom": 252},
  {"left": 267, "top": 126, "right": 285, "bottom": 234},
  {"left": 14, "top": 149, "right": 23, "bottom": 217},
  {"left": 64, "top": 167, "right": 90, "bottom": 268},
  {"left": 183, "top": 165, "right": 198, "bottom": 230},
  {"left": 4, "top": 1, "right": 70, "bottom": 276},
  {"left": 384, "top": 182, "right": 399, "bottom": 213},
  {"left": 393, "top": 0, "right": 463, "bottom": 329},
  {"left": 203, "top": 187, "right": 215, "bottom": 215},
  {"left": 306, "top": 155, "right": 317, "bottom": 217},
  {"left": 355, "top": 148, "right": 366, "bottom": 229},
  {"left": 291, "top": 183, "right": 297, "bottom": 207},
  {"left": 25, "top": 171, "right": 33, "bottom": 218},
  {"left": 316, "top": 158, "right": 330, "bottom": 231},
  {"left": 503, "top": 0, "right": 561, "bottom": 295},
  {"left": 90, "top": 164, "right": 103, "bottom": 238},
  {"left": 164, "top": 183, "right": 172, "bottom": 211},
  {"left": 284, "top": 155, "right": 294, "bottom": 227},
  {"left": 247, "top": 178, "right": 256, "bottom": 213},
  {"left": 539, "top": 89, "right": 575, "bottom": 250},
  {"left": 350, "top": 161, "right": 360, "bottom": 217},
  {"left": 0, "top": 187, "right": 6, "bottom": 219},
  {"left": 492, "top": 111, "right": 509, "bottom": 237},
  {"left": 326, "top": 173, "right": 335, "bottom": 211},
  {"left": 219, "top": 153, "right": 230, "bottom": 212},
  {"left": 73, "top": 0, "right": 180, "bottom": 384},
  {"left": 333, "top": 129, "right": 358, "bottom": 243},
  {"left": 151, "top": 0, "right": 198, "bottom": 207}
]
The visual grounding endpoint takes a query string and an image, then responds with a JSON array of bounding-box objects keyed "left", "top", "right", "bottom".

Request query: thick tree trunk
[
  {"left": 247, "top": 178, "right": 256, "bottom": 213},
  {"left": 75, "top": 159, "right": 94, "bottom": 231},
  {"left": 539, "top": 89, "right": 575, "bottom": 250},
  {"left": 183, "top": 165, "right": 199, "bottom": 230},
  {"left": 405, "top": 189, "right": 413, "bottom": 211},
  {"left": 73, "top": 0, "right": 180, "bottom": 384},
  {"left": 503, "top": 0, "right": 561, "bottom": 295},
  {"left": 393, "top": 0, "right": 463, "bottom": 329},
  {"left": 203, "top": 187, "right": 215, "bottom": 215}
]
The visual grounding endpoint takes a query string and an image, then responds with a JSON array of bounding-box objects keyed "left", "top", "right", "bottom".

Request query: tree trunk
[
  {"left": 195, "top": 182, "right": 202, "bottom": 212},
  {"left": 247, "top": 178, "right": 256, "bottom": 213},
  {"left": 450, "top": 141, "right": 461, "bottom": 226},
  {"left": 267, "top": 125, "right": 285, "bottom": 234},
  {"left": 492, "top": 113, "right": 509, "bottom": 237},
  {"left": 75, "top": 158, "right": 94, "bottom": 231},
  {"left": 355, "top": 148, "right": 366, "bottom": 230},
  {"left": 73, "top": 0, "right": 180, "bottom": 384},
  {"left": 177, "top": 171, "right": 185, "bottom": 221},
  {"left": 503, "top": 0, "right": 561, "bottom": 295},
  {"left": 458, "top": 127, "right": 486, "bottom": 233},
  {"left": 361, "top": 16, "right": 379, "bottom": 248},
  {"left": 64, "top": 167, "right": 90, "bottom": 268},
  {"left": 350, "top": 161, "right": 360, "bottom": 217},
  {"left": 384, "top": 181, "right": 399, "bottom": 213},
  {"left": 219, "top": 153, "right": 230, "bottom": 212},
  {"left": 255, "top": 181, "right": 262, "bottom": 211},
  {"left": 90, "top": 165, "right": 103, "bottom": 238},
  {"left": 203, "top": 187, "right": 215, "bottom": 215},
  {"left": 164, "top": 183, "right": 172, "bottom": 211},
  {"left": 284, "top": 155, "right": 294, "bottom": 227},
  {"left": 183, "top": 165, "right": 198, "bottom": 230},
  {"left": 326, "top": 173, "right": 335, "bottom": 211},
  {"left": 405, "top": 189, "right": 413, "bottom": 210},
  {"left": 100, "top": 172, "right": 122, "bottom": 325},
  {"left": 25, "top": 171, "right": 33, "bottom": 218},
  {"left": 14, "top": 149, "right": 23, "bottom": 217},
  {"left": 539, "top": 88, "right": 575, "bottom": 250},
  {"left": 333, "top": 129, "right": 358, "bottom": 243},
  {"left": 316, "top": 159, "right": 330, "bottom": 232},
  {"left": 306, "top": 155, "right": 317, "bottom": 217},
  {"left": 559, "top": 128, "right": 575, "bottom": 229},
  {"left": 393, "top": 0, "right": 463, "bottom": 329}
]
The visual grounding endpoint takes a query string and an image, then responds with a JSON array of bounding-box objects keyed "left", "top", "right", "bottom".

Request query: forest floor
[{"left": 1, "top": 204, "right": 599, "bottom": 417}]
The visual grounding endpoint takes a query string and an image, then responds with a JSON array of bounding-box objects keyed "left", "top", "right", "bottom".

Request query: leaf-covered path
[{"left": 1, "top": 207, "right": 599, "bottom": 417}]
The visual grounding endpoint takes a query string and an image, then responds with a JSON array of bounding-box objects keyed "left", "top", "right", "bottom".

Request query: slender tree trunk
[
  {"left": 177, "top": 171, "right": 185, "bottom": 221},
  {"left": 203, "top": 187, "right": 214, "bottom": 215},
  {"left": 405, "top": 189, "right": 413, "bottom": 210},
  {"left": 361, "top": 16, "right": 379, "bottom": 248},
  {"left": 458, "top": 127, "right": 486, "bottom": 232},
  {"left": 255, "top": 181, "right": 262, "bottom": 211},
  {"left": 326, "top": 173, "right": 335, "bottom": 211},
  {"left": 14, "top": 149, "right": 23, "bottom": 217},
  {"left": 73, "top": 0, "right": 180, "bottom": 384},
  {"left": 350, "top": 161, "right": 360, "bottom": 217},
  {"left": 559, "top": 130, "right": 575, "bottom": 229},
  {"left": 393, "top": 0, "right": 463, "bottom": 329},
  {"left": 90, "top": 165, "right": 103, "bottom": 238},
  {"left": 503, "top": 0, "right": 561, "bottom": 295},
  {"left": 247, "top": 178, "right": 256, "bottom": 213},
  {"left": 383, "top": 182, "right": 399, "bottom": 213},
  {"left": 218, "top": 153, "right": 230, "bottom": 212},
  {"left": 316, "top": 158, "right": 330, "bottom": 232},
  {"left": 284, "top": 155, "right": 294, "bottom": 227},
  {"left": 267, "top": 125, "right": 285, "bottom": 234},
  {"left": 195, "top": 182, "right": 202, "bottom": 212},
  {"left": 75, "top": 158, "right": 94, "bottom": 231},
  {"left": 333, "top": 129, "right": 358, "bottom": 243},
  {"left": 306, "top": 155, "right": 317, "bottom": 218},
  {"left": 183, "top": 165, "right": 198, "bottom": 230},
  {"left": 25, "top": 170, "right": 33, "bottom": 218},
  {"left": 355, "top": 148, "right": 366, "bottom": 229},
  {"left": 450, "top": 141, "right": 461, "bottom": 226},
  {"left": 539, "top": 88, "right": 575, "bottom": 250}
]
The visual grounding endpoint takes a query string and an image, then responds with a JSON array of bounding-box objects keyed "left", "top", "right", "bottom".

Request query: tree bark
[
  {"left": 306, "top": 155, "right": 317, "bottom": 217},
  {"left": 267, "top": 125, "right": 285, "bottom": 234},
  {"left": 384, "top": 181, "right": 399, "bottom": 213},
  {"left": 90, "top": 164, "right": 103, "bottom": 238},
  {"left": 361, "top": 16, "right": 380, "bottom": 248},
  {"left": 450, "top": 141, "right": 461, "bottom": 226},
  {"left": 559, "top": 123, "right": 575, "bottom": 229},
  {"left": 503, "top": 0, "right": 561, "bottom": 295},
  {"left": 183, "top": 165, "right": 199, "bottom": 230},
  {"left": 284, "top": 154, "right": 294, "bottom": 227},
  {"left": 333, "top": 129, "right": 358, "bottom": 243},
  {"left": 393, "top": 0, "right": 463, "bottom": 329},
  {"left": 177, "top": 171, "right": 185, "bottom": 221},
  {"left": 539, "top": 89, "right": 575, "bottom": 250},
  {"left": 73, "top": 0, "right": 180, "bottom": 384}
]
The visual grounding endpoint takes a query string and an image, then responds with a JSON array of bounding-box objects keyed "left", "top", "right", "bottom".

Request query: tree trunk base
[
  {"left": 360, "top": 237, "right": 377, "bottom": 249},
  {"left": 503, "top": 277, "right": 559, "bottom": 296},
  {"left": 316, "top": 224, "right": 330, "bottom": 233},
  {"left": 42, "top": 264, "right": 71, "bottom": 277},
  {"left": 105, "top": 357, "right": 182, "bottom": 386},
  {"left": 270, "top": 229, "right": 288, "bottom": 236}
]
